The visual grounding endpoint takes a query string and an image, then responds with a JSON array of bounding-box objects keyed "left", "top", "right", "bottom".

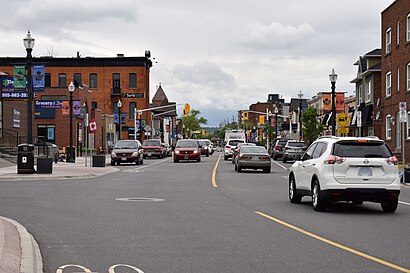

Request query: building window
[
  {"left": 407, "top": 63, "right": 410, "bottom": 91},
  {"left": 129, "top": 102, "right": 136, "bottom": 119},
  {"left": 91, "top": 101, "right": 97, "bottom": 110},
  {"left": 407, "top": 112, "right": 410, "bottom": 139},
  {"left": 396, "top": 112, "right": 401, "bottom": 149},
  {"left": 386, "top": 28, "right": 391, "bottom": 54},
  {"left": 112, "top": 73, "right": 120, "bottom": 93},
  {"left": 365, "top": 80, "right": 371, "bottom": 102},
  {"left": 58, "top": 73, "right": 66, "bottom": 87},
  {"left": 397, "top": 67, "right": 400, "bottom": 92},
  {"left": 129, "top": 73, "right": 137, "bottom": 88},
  {"left": 45, "top": 73, "right": 51, "bottom": 87},
  {"left": 386, "top": 114, "right": 392, "bottom": 140},
  {"left": 397, "top": 21, "right": 400, "bottom": 45},
  {"left": 74, "top": 73, "right": 81, "bottom": 87},
  {"left": 386, "top": 72, "right": 391, "bottom": 97},
  {"left": 407, "top": 13, "right": 410, "bottom": 42},
  {"left": 89, "top": 73, "right": 97, "bottom": 88},
  {"left": 357, "top": 85, "right": 363, "bottom": 104}
]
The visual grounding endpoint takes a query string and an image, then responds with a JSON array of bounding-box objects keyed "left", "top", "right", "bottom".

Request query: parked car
[
  {"left": 34, "top": 139, "right": 60, "bottom": 162},
  {"left": 232, "top": 142, "right": 257, "bottom": 164},
  {"left": 235, "top": 146, "right": 271, "bottom": 173},
  {"left": 224, "top": 138, "right": 246, "bottom": 160},
  {"left": 111, "top": 140, "right": 144, "bottom": 165},
  {"left": 162, "top": 143, "right": 172, "bottom": 157},
  {"left": 282, "top": 140, "right": 307, "bottom": 163},
  {"left": 288, "top": 136, "right": 400, "bottom": 212},
  {"left": 143, "top": 139, "right": 165, "bottom": 158},
  {"left": 174, "top": 139, "right": 201, "bottom": 163},
  {"left": 270, "top": 139, "right": 290, "bottom": 160},
  {"left": 197, "top": 140, "right": 210, "bottom": 157}
]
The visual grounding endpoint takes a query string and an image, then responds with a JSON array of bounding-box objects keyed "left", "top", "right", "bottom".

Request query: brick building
[
  {"left": 0, "top": 53, "right": 153, "bottom": 153},
  {"left": 381, "top": 0, "right": 410, "bottom": 163}
]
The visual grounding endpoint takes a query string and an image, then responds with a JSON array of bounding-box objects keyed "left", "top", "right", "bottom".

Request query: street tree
[
  {"left": 182, "top": 109, "right": 207, "bottom": 138},
  {"left": 301, "top": 107, "right": 324, "bottom": 145}
]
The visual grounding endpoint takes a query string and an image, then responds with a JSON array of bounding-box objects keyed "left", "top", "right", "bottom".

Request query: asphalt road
[{"left": 0, "top": 153, "right": 409, "bottom": 273}]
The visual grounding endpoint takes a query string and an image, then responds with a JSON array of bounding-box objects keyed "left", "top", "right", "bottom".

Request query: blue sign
[
  {"left": 1, "top": 77, "right": 14, "bottom": 91},
  {"left": 35, "top": 100, "right": 63, "bottom": 108},
  {"left": 114, "top": 113, "right": 119, "bottom": 124},
  {"left": 35, "top": 108, "right": 55, "bottom": 119},
  {"left": 2, "top": 92, "right": 28, "bottom": 98},
  {"left": 32, "top": 64, "right": 45, "bottom": 92},
  {"left": 120, "top": 113, "right": 126, "bottom": 124}
]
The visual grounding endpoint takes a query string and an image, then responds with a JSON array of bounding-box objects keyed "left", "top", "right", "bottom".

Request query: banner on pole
[{"left": 13, "top": 65, "right": 26, "bottom": 90}]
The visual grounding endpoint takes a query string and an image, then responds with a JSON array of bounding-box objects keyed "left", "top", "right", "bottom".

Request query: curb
[{"left": 0, "top": 216, "right": 43, "bottom": 273}]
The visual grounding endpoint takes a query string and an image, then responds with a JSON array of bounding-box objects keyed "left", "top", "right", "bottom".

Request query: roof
[{"left": 152, "top": 85, "right": 168, "bottom": 104}]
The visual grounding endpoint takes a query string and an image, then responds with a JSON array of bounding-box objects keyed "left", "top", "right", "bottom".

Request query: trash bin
[
  {"left": 17, "top": 144, "right": 35, "bottom": 174},
  {"left": 37, "top": 157, "right": 53, "bottom": 174},
  {"left": 92, "top": 155, "right": 106, "bottom": 167}
]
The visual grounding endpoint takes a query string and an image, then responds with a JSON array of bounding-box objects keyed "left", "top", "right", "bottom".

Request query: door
[{"left": 294, "top": 143, "right": 317, "bottom": 191}]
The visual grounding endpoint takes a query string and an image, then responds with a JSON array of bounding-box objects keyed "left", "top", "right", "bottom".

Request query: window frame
[
  {"left": 386, "top": 114, "right": 392, "bottom": 140},
  {"left": 407, "top": 13, "right": 410, "bottom": 42},
  {"left": 407, "top": 111, "right": 410, "bottom": 139},
  {"left": 358, "top": 85, "right": 363, "bottom": 104},
  {"left": 386, "top": 27, "right": 392, "bottom": 54},
  {"left": 386, "top": 71, "right": 392, "bottom": 97},
  {"left": 58, "top": 73, "right": 66, "bottom": 87},
  {"left": 74, "top": 73, "right": 82, "bottom": 87},
  {"left": 129, "top": 73, "right": 137, "bottom": 89},
  {"left": 89, "top": 73, "right": 97, "bottom": 88},
  {"left": 365, "top": 79, "right": 372, "bottom": 103},
  {"left": 45, "top": 73, "right": 51, "bottom": 87},
  {"left": 397, "top": 67, "right": 400, "bottom": 93},
  {"left": 407, "top": 63, "right": 410, "bottom": 91},
  {"left": 397, "top": 21, "right": 400, "bottom": 45}
]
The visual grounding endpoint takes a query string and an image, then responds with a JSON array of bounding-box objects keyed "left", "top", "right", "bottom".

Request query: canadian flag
[{"left": 89, "top": 120, "right": 97, "bottom": 133}]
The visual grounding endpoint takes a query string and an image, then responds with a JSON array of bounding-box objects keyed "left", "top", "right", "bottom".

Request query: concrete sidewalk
[{"left": 0, "top": 155, "right": 119, "bottom": 272}]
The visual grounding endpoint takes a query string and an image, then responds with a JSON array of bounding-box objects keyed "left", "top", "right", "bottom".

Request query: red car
[
  {"left": 143, "top": 139, "right": 165, "bottom": 158},
  {"left": 174, "top": 139, "right": 201, "bottom": 163}
]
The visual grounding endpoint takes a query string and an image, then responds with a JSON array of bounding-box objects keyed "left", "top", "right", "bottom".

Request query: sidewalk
[{"left": 0, "top": 155, "right": 119, "bottom": 272}]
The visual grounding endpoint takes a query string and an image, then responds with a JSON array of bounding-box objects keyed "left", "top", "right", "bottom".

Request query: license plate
[
  {"left": 121, "top": 157, "right": 127, "bottom": 161},
  {"left": 358, "top": 166, "right": 372, "bottom": 176},
  {"left": 252, "top": 157, "right": 258, "bottom": 161},
  {"left": 147, "top": 153, "right": 152, "bottom": 157},
  {"left": 184, "top": 155, "right": 189, "bottom": 159}
]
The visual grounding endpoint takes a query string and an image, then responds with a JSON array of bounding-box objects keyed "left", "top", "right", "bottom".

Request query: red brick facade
[{"left": 381, "top": 0, "right": 410, "bottom": 163}]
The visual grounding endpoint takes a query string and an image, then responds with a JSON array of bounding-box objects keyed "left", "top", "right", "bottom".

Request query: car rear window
[
  {"left": 228, "top": 139, "right": 245, "bottom": 146},
  {"left": 287, "top": 142, "right": 305, "bottom": 147},
  {"left": 176, "top": 141, "right": 198, "bottom": 148},
  {"left": 278, "top": 141, "right": 288, "bottom": 146},
  {"left": 143, "top": 140, "right": 161, "bottom": 146},
  {"left": 114, "top": 141, "right": 138, "bottom": 149},
  {"left": 333, "top": 141, "right": 393, "bottom": 158},
  {"left": 241, "top": 146, "right": 267, "bottom": 154}
]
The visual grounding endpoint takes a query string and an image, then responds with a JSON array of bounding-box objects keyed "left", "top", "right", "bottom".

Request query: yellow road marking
[
  {"left": 255, "top": 211, "right": 410, "bottom": 273},
  {"left": 212, "top": 154, "right": 221, "bottom": 188}
]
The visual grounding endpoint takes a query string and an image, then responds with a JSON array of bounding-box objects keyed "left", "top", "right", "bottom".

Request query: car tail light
[
  {"left": 284, "top": 147, "right": 289, "bottom": 150},
  {"left": 240, "top": 155, "right": 252, "bottom": 160},
  {"left": 259, "top": 156, "right": 271, "bottom": 161},
  {"left": 275, "top": 145, "right": 281, "bottom": 149},
  {"left": 225, "top": 145, "right": 231, "bottom": 149},
  {"left": 386, "top": 156, "right": 398, "bottom": 165},
  {"left": 324, "top": 155, "right": 345, "bottom": 164}
]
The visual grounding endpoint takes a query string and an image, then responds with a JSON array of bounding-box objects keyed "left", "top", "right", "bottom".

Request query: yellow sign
[
  {"left": 259, "top": 115, "right": 265, "bottom": 125},
  {"left": 336, "top": 112, "right": 350, "bottom": 127},
  {"left": 338, "top": 127, "right": 349, "bottom": 134}
]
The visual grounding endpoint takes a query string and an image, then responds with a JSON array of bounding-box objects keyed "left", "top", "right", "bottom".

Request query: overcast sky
[{"left": 0, "top": 0, "right": 394, "bottom": 126}]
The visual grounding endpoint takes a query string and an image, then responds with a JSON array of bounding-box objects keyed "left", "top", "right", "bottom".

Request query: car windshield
[
  {"left": 228, "top": 140, "right": 245, "bottom": 146},
  {"left": 241, "top": 146, "right": 267, "bottom": 154},
  {"left": 143, "top": 141, "right": 161, "bottom": 146},
  {"left": 198, "top": 140, "right": 207, "bottom": 145},
  {"left": 114, "top": 141, "right": 138, "bottom": 149},
  {"left": 176, "top": 141, "right": 198, "bottom": 148},
  {"left": 288, "top": 142, "right": 305, "bottom": 147},
  {"left": 333, "top": 141, "right": 392, "bottom": 158}
]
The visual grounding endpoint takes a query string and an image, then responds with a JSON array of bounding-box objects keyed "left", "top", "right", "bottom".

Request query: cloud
[{"left": 238, "top": 22, "right": 315, "bottom": 51}]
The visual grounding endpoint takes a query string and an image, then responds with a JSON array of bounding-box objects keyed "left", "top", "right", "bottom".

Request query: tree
[
  {"left": 301, "top": 107, "right": 324, "bottom": 145},
  {"left": 182, "top": 109, "right": 207, "bottom": 138}
]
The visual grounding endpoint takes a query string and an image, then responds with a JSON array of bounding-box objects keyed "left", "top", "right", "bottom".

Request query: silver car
[{"left": 235, "top": 146, "right": 271, "bottom": 173}]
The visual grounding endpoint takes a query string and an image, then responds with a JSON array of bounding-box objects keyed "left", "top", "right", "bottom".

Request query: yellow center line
[
  {"left": 255, "top": 211, "right": 410, "bottom": 273},
  {"left": 212, "top": 154, "right": 221, "bottom": 188}
]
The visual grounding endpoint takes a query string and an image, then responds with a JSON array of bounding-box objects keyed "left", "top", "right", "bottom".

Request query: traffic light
[
  {"left": 259, "top": 115, "right": 265, "bottom": 125},
  {"left": 243, "top": 111, "right": 249, "bottom": 121},
  {"left": 184, "top": 103, "right": 190, "bottom": 116}
]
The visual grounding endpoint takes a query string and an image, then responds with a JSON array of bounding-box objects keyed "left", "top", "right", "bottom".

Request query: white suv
[
  {"left": 224, "top": 139, "right": 245, "bottom": 160},
  {"left": 288, "top": 136, "right": 400, "bottom": 212}
]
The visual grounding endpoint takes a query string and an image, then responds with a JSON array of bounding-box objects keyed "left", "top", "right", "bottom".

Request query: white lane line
[
  {"left": 109, "top": 264, "right": 145, "bottom": 273},
  {"left": 56, "top": 264, "right": 93, "bottom": 273},
  {"left": 399, "top": 201, "right": 410, "bottom": 206},
  {"left": 271, "top": 159, "right": 288, "bottom": 170},
  {"left": 130, "top": 158, "right": 170, "bottom": 171}
]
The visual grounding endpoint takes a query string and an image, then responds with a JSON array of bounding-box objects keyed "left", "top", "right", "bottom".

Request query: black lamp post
[
  {"left": 329, "top": 69, "right": 338, "bottom": 136},
  {"left": 117, "top": 100, "right": 122, "bottom": 140},
  {"left": 298, "top": 90, "right": 303, "bottom": 139},
  {"left": 23, "top": 30, "right": 35, "bottom": 144},
  {"left": 67, "top": 81, "right": 75, "bottom": 163},
  {"left": 274, "top": 106, "right": 279, "bottom": 139}
]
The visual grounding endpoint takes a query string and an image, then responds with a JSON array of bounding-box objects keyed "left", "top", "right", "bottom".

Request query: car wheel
[
  {"left": 265, "top": 167, "right": 271, "bottom": 173},
  {"left": 312, "top": 180, "right": 327, "bottom": 212},
  {"left": 224, "top": 155, "right": 228, "bottom": 160},
  {"left": 273, "top": 155, "right": 278, "bottom": 160},
  {"left": 174, "top": 158, "right": 179, "bottom": 163},
  {"left": 237, "top": 166, "right": 242, "bottom": 172},
  {"left": 197, "top": 157, "right": 201, "bottom": 162},
  {"left": 289, "top": 174, "right": 302, "bottom": 204},
  {"left": 206, "top": 153, "right": 209, "bottom": 157},
  {"left": 282, "top": 157, "right": 287, "bottom": 163},
  {"left": 116, "top": 162, "right": 121, "bottom": 166},
  {"left": 140, "top": 158, "right": 143, "bottom": 165},
  {"left": 381, "top": 198, "right": 398, "bottom": 213},
  {"left": 136, "top": 158, "right": 140, "bottom": 165},
  {"left": 111, "top": 161, "right": 115, "bottom": 166}
]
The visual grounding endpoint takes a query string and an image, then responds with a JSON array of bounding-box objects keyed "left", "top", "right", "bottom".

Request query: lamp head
[
  {"left": 23, "top": 30, "right": 35, "bottom": 50},
  {"left": 117, "top": 100, "right": 122, "bottom": 108},
  {"left": 329, "top": 68, "right": 338, "bottom": 83},
  {"left": 68, "top": 81, "right": 75, "bottom": 93}
]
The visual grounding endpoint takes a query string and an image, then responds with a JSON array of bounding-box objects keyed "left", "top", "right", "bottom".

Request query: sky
[{"left": 0, "top": 0, "right": 395, "bottom": 126}]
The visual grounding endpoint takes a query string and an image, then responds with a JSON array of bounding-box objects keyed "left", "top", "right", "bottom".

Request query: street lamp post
[
  {"left": 274, "top": 106, "right": 279, "bottom": 139},
  {"left": 329, "top": 69, "right": 338, "bottom": 136},
  {"left": 298, "top": 90, "right": 303, "bottom": 139},
  {"left": 117, "top": 100, "right": 122, "bottom": 140},
  {"left": 23, "top": 30, "right": 35, "bottom": 144},
  {"left": 67, "top": 82, "right": 75, "bottom": 163}
]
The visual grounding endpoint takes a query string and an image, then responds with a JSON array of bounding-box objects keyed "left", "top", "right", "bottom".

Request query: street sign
[
  {"left": 399, "top": 102, "right": 407, "bottom": 122},
  {"left": 356, "top": 111, "right": 362, "bottom": 128},
  {"left": 338, "top": 127, "right": 349, "bottom": 134},
  {"left": 336, "top": 112, "right": 350, "bottom": 127},
  {"left": 144, "top": 125, "right": 151, "bottom": 132}
]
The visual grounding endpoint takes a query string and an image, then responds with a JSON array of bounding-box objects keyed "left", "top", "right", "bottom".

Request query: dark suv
[{"left": 271, "top": 139, "right": 290, "bottom": 160}]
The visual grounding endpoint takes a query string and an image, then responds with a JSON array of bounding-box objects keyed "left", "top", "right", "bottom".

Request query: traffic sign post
[
  {"left": 336, "top": 112, "right": 350, "bottom": 127},
  {"left": 399, "top": 102, "right": 407, "bottom": 182},
  {"left": 356, "top": 111, "right": 362, "bottom": 137}
]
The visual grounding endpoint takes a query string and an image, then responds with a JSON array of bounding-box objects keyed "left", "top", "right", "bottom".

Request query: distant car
[
  {"left": 143, "top": 139, "right": 165, "bottom": 158},
  {"left": 288, "top": 136, "right": 400, "bottom": 212},
  {"left": 232, "top": 142, "right": 257, "bottom": 164},
  {"left": 174, "top": 139, "right": 201, "bottom": 163},
  {"left": 203, "top": 139, "right": 214, "bottom": 155},
  {"left": 162, "top": 143, "right": 172, "bottom": 157},
  {"left": 34, "top": 139, "right": 60, "bottom": 163},
  {"left": 271, "top": 139, "right": 290, "bottom": 160},
  {"left": 235, "top": 146, "right": 271, "bottom": 173},
  {"left": 111, "top": 140, "right": 144, "bottom": 165},
  {"left": 282, "top": 140, "right": 307, "bottom": 163},
  {"left": 197, "top": 140, "right": 210, "bottom": 157},
  {"left": 224, "top": 138, "right": 246, "bottom": 160}
]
